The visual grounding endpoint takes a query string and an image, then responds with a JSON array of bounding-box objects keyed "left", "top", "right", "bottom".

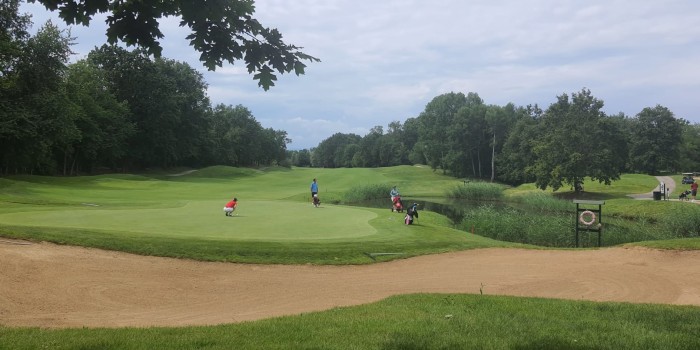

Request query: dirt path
[{"left": 2, "top": 240, "right": 700, "bottom": 328}]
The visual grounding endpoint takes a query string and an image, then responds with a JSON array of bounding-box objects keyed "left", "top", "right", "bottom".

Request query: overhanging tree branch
[{"left": 28, "top": 0, "right": 320, "bottom": 90}]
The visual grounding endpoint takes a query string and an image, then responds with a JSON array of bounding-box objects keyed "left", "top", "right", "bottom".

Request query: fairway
[{"left": 1, "top": 200, "right": 378, "bottom": 241}]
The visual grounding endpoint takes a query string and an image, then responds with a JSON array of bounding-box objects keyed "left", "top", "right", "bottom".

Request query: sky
[{"left": 19, "top": 0, "right": 700, "bottom": 150}]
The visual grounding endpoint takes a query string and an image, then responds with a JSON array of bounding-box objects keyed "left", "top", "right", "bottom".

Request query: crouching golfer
[
  {"left": 404, "top": 203, "right": 419, "bottom": 225},
  {"left": 224, "top": 197, "right": 238, "bottom": 216}
]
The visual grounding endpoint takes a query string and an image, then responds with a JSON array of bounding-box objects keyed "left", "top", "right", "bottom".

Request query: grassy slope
[
  {"left": 0, "top": 166, "right": 513, "bottom": 264},
  {"left": 2, "top": 294, "right": 699, "bottom": 350}
]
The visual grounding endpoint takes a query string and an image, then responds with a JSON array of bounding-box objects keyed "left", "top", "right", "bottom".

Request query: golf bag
[
  {"left": 679, "top": 190, "right": 692, "bottom": 201},
  {"left": 313, "top": 194, "right": 321, "bottom": 207},
  {"left": 404, "top": 204, "right": 418, "bottom": 225},
  {"left": 392, "top": 195, "right": 404, "bottom": 212}
]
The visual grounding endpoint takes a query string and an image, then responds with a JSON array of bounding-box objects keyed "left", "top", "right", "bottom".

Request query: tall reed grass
[
  {"left": 461, "top": 205, "right": 573, "bottom": 247},
  {"left": 460, "top": 201, "right": 700, "bottom": 248},
  {"left": 343, "top": 183, "right": 391, "bottom": 202},
  {"left": 510, "top": 192, "right": 575, "bottom": 213},
  {"left": 446, "top": 182, "right": 504, "bottom": 201}
]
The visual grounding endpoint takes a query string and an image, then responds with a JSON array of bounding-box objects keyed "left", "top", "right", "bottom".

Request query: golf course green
[{"left": 0, "top": 165, "right": 513, "bottom": 264}]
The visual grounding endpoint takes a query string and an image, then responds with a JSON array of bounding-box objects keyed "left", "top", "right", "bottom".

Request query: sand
[{"left": 1, "top": 239, "right": 699, "bottom": 328}]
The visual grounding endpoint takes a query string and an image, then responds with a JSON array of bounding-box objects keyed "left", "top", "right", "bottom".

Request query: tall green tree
[
  {"left": 0, "top": 0, "right": 31, "bottom": 75},
  {"left": 529, "top": 88, "right": 627, "bottom": 191},
  {"left": 357, "top": 126, "right": 383, "bottom": 167},
  {"left": 0, "top": 20, "right": 76, "bottom": 174},
  {"left": 0, "top": 0, "right": 32, "bottom": 173},
  {"left": 29, "top": 0, "right": 320, "bottom": 90},
  {"left": 485, "top": 103, "right": 518, "bottom": 182},
  {"left": 313, "top": 132, "right": 361, "bottom": 168},
  {"left": 88, "top": 46, "right": 212, "bottom": 169},
  {"left": 680, "top": 123, "right": 700, "bottom": 172},
  {"left": 156, "top": 58, "right": 212, "bottom": 168},
  {"left": 417, "top": 92, "right": 467, "bottom": 172},
  {"left": 628, "top": 105, "right": 683, "bottom": 174},
  {"left": 208, "top": 104, "right": 286, "bottom": 167},
  {"left": 288, "top": 149, "right": 312, "bottom": 167},
  {"left": 63, "top": 60, "right": 133, "bottom": 174},
  {"left": 447, "top": 92, "right": 487, "bottom": 178},
  {"left": 497, "top": 105, "right": 542, "bottom": 185}
]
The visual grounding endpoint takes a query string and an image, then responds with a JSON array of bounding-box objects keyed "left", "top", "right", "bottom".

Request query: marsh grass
[
  {"left": 461, "top": 199, "right": 700, "bottom": 247},
  {"left": 446, "top": 182, "right": 504, "bottom": 201},
  {"left": 461, "top": 205, "right": 574, "bottom": 247},
  {"left": 343, "top": 183, "right": 392, "bottom": 202},
  {"left": 511, "top": 191, "right": 575, "bottom": 213},
  {"left": 2, "top": 294, "right": 699, "bottom": 350}
]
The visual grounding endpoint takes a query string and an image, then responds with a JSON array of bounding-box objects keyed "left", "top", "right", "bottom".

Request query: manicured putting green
[{"left": 3, "top": 200, "right": 378, "bottom": 241}]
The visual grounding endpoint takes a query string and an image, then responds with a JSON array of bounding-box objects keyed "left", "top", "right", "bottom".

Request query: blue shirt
[{"left": 311, "top": 181, "right": 318, "bottom": 192}]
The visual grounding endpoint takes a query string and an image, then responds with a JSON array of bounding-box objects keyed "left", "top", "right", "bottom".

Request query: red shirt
[
  {"left": 692, "top": 182, "right": 698, "bottom": 191},
  {"left": 225, "top": 200, "right": 237, "bottom": 208}
]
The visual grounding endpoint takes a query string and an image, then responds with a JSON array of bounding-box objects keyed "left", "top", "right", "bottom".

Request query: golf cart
[{"left": 682, "top": 173, "right": 695, "bottom": 184}]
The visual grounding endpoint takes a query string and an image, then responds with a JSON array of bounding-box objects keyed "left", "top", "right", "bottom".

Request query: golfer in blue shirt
[{"left": 310, "top": 178, "right": 319, "bottom": 198}]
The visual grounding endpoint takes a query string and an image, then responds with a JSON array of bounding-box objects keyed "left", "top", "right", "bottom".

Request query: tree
[
  {"left": 529, "top": 88, "right": 627, "bottom": 191},
  {"left": 628, "top": 105, "right": 683, "bottom": 174},
  {"left": 485, "top": 103, "right": 518, "bottom": 182},
  {"left": 209, "top": 104, "right": 282, "bottom": 167},
  {"left": 497, "top": 105, "right": 542, "bottom": 185},
  {"left": 357, "top": 126, "right": 383, "bottom": 167},
  {"left": 29, "top": 0, "right": 320, "bottom": 90},
  {"left": 313, "top": 133, "right": 361, "bottom": 168},
  {"left": 0, "top": 0, "right": 31, "bottom": 75},
  {"left": 63, "top": 60, "right": 133, "bottom": 174},
  {"left": 680, "top": 123, "right": 700, "bottom": 171},
  {"left": 88, "top": 45, "right": 213, "bottom": 169},
  {"left": 417, "top": 92, "right": 467, "bottom": 172},
  {"left": 448, "top": 93, "right": 487, "bottom": 178},
  {"left": 0, "top": 20, "right": 76, "bottom": 174},
  {"left": 0, "top": 0, "right": 32, "bottom": 173},
  {"left": 288, "top": 149, "right": 311, "bottom": 167}
]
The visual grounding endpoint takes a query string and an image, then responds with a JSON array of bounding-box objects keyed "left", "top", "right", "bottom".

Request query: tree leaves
[{"left": 30, "top": 0, "right": 319, "bottom": 90}]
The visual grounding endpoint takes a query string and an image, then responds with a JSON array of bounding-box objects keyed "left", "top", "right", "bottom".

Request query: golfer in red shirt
[{"left": 224, "top": 198, "right": 238, "bottom": 216}]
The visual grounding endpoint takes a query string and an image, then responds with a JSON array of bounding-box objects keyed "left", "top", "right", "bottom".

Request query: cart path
[
  {"left": 1, "top": 240, "right": 699, "bottom": 328},
  {"left": 627, "top": 176, "right": 676, "bottom": 199}
]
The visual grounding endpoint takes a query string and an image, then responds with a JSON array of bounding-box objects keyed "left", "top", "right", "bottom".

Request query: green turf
[
  {"left": 0, "top": 166, "right": 517, "bottom": 264},
  {"left": 2, "top": 294, "right": 699, "bottom": 349},
  {"left": 1, "top": 167, "right": 698, "bottom": 265},
  {"left": 0, "top": 200, "right": 379, "bottom": 241}
]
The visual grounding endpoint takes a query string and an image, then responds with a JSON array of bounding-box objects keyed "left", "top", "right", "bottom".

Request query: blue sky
[{"left": 20, "top": 0, "right": 700, "bottom": 149}]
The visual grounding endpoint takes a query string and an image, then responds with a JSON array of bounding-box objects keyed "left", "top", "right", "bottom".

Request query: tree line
[
  {"left": 291, "top": 89, "right": 700, "bottom": 191},
  {"left": 1, "top": 2, "right": 290, "bottom": 175},
  {"left": 5, "top": 2, "right": 700, "bottom": 191}
]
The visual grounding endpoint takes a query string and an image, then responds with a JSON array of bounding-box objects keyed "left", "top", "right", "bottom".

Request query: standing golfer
[
  {"left": 390, "top": 186, "right": 399, "bottom": 202},
  {"left": 224, "top": 197, "right": 238, "bottom": 216},
  {"left": 310, "top": 178, "right": 319, "bottom": 199}
]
